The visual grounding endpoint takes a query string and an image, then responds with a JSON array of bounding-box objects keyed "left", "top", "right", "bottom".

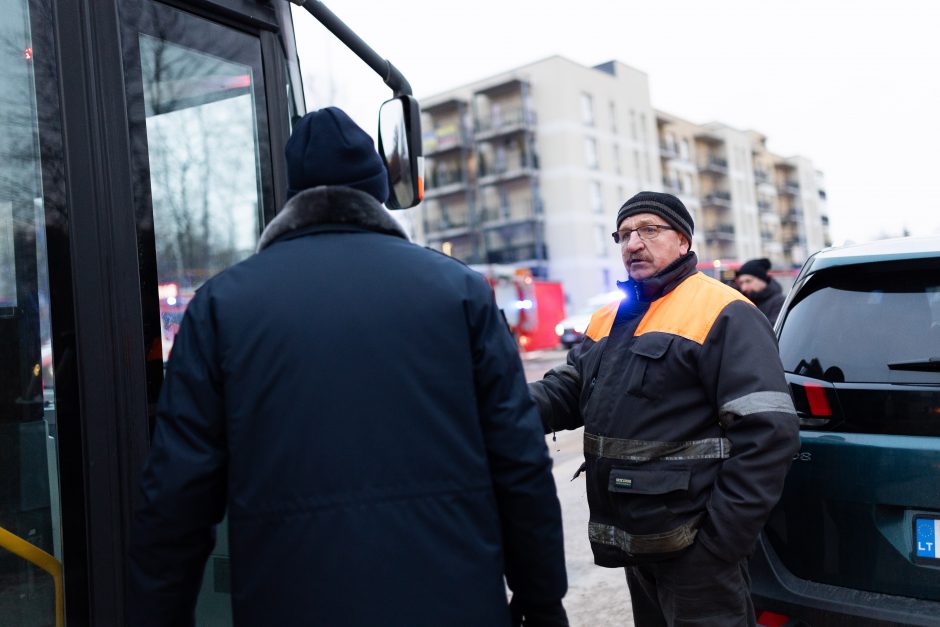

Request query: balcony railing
[
  {"left": 705, "top": 224, "right": 735, "bottom": 241},
  {"left": 474, "top": 107, "right": 536, "bottom": 137},
  {"left": 478, "top": 156, "right": 539, "bottom": 184},
  {"left": 698, "top": 157, "right": 728, "bottom": 175},
  {"left": 424, "top": 169, "right": 467, "bottom": 198},
  {"left": 479, "top": 200, "right": 542, "bottom": 225},
  {"left": 778, "top": 180, "right": 800, "bottom": 196},
  {"left": 702, "top": 190, "right": 732, "bottom": 207}
]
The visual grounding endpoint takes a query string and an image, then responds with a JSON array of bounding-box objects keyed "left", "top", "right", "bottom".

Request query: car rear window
[{"left": 779, "top": 260, "right": 940, "bottom": 384}]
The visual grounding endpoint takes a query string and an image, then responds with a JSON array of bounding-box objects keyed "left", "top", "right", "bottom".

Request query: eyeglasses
[{"left": 611, "top": 224, "right": 674, "bottom": 244}]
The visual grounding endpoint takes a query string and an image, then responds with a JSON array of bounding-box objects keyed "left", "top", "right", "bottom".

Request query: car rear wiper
[{"left": 887, "top": 357, "right": 940, "bottom": 371}]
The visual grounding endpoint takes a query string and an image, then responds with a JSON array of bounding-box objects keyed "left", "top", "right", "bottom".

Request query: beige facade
[{"left": 417, "top": 56, "right": 830, "bottom": 310}]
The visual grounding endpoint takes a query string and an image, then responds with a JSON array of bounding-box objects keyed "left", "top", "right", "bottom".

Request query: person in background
[
  {"left": 735, "top": 257, "right": 786, "bottom": 325},
  {"left": 529, "top": 191, "right": 799, "bottom": 627},
  {"left": 128, "top": 106, "right": 568, "bottom": 627}
]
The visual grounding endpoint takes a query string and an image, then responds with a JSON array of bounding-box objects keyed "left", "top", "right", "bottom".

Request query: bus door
[{"left": 118, "top": 2, "right": 291, "bottom": 624}]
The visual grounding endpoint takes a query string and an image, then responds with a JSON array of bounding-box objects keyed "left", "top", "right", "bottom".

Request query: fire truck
[{"left": 479, "top": 265, "right": 567, "bottom": 352}]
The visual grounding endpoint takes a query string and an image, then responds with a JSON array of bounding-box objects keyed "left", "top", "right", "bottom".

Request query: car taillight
[
  {"left": 786, "top": 374, "right": 840, "bottom": 429},
  {"left": 756, "top": 610, "right": 791, "bottom": 627},
  {"left": 803, "top": 382, "right": 832, "bottom": 416}
]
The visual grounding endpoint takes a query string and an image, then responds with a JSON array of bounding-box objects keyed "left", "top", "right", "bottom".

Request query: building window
[
  {"left": 629, "top": 109, "right": 637, "bottom": 140},
  {"left": 594, "top": 225, "right": 607, "bottom": 256},
  {"left": 680, "top": 138, "right": 690, "bottom": 161},
  {"left": 589, "top": 181, "right": 603, "bottom": 214},
  {"left": 613, "top": 144, "right": 621, "bottom": 174},
  {"left": 609, "top": 101, "right": 617, "bottom": 133},
  {"left": 584, "top": 137, "right": 599, "bottom": 169},
  {"left": 580, "top": 92, "right": 594, "bottom": 126}
]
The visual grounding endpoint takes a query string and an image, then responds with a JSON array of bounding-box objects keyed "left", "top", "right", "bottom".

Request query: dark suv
[{"left": 751, "top": 236, "right": 940, "bottom": 627}]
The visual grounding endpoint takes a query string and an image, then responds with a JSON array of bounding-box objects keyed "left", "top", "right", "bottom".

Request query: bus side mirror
[{"left": 378, "top": 95, "right": 423, "bottom": 209}]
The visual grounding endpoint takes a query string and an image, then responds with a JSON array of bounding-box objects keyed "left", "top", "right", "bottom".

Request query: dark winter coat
[
  {"left": 128, "top": 186, "right": 567, "bottom": 627},
  {"left": 748, "top": 278, "right": 785, "bottom": 325},
  {"left": 529, "top": 252, "right": 799, "bottom": 566}
]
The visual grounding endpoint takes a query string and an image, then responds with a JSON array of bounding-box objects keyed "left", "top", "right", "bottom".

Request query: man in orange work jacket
[{"left": 529, "top": 191, "right": 800, "bottom": 627}]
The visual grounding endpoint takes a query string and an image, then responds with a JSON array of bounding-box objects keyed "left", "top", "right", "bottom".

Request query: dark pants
[{"left": 625, "top": 542, "right": 755, "bottom": 627}]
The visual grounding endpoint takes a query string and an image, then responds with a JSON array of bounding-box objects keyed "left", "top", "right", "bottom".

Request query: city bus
[{"left": 0, "top": 1, "right": 420, "bottom": 624}]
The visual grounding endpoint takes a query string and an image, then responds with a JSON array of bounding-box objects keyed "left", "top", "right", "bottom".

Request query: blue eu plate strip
[{"left": 915, "top": 518, "right": 939, "bottom": 559}]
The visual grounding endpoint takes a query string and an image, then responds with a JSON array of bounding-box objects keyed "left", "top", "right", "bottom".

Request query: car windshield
[{"left": 779, "top": 260, "right": 940, "bottom": 383}]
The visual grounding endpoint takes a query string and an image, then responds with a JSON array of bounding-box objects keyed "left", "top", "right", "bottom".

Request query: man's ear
[{"left": 679, "top": 233, "right": 691, "bottom": 255}]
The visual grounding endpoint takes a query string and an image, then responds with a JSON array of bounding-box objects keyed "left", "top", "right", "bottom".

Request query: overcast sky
[{"left": 292, "top": 0, "right": 940, "bottom": 246}]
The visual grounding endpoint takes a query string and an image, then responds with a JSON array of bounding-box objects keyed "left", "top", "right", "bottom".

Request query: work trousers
[{"left": 625, "top": 541, "right": 755, "bottom": 627}]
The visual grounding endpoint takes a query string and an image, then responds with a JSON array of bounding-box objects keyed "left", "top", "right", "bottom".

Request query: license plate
[{"left": 913, "top": 515, "right": 940, "bottom": 564}]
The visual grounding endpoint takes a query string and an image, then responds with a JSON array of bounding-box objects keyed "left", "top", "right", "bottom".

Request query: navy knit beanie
[
  {"left": 616, "top": 191, "right": 694, "bottom": 242},
  {"left": 736, "top": 258, "right": 772, "bottom": 282},
  {"left": 285, "top": 107, "right": 389, "bottom": 203}
]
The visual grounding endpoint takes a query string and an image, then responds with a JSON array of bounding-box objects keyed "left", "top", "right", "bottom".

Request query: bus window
[
  {"left": 1, "top": 0, "right": 67, "bottom": 624},
  {"left": 121, "top": 4, "right": 276, "bottom": 623}
]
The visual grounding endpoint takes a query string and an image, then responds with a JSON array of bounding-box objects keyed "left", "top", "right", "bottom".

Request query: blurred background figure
[{"left": 735, "top": 258, "right": 785, "bottom": 325}]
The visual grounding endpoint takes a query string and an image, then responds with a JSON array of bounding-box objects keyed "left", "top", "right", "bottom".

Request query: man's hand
[{"left": 509, "top": 596, "right": 570, "bottom": 627}]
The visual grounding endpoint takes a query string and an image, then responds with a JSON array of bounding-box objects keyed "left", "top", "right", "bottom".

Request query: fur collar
[{"left": 257, "top": 186, "right": 408, "bottom": 251}]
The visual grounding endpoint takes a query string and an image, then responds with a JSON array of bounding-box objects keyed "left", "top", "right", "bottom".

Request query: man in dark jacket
[
  {"left": 735, "top": 257, "right": 786, "bottom": 325},
  {"left": 529, "top": 192, "right": 799, "bottom": 626},
  {"left": 129, "top": 107, "right": 568, "bottom": 627}
]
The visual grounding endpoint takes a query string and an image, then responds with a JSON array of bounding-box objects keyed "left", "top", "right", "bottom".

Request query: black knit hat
[
  {"left": 616, "top": 191, "right": 694, "bottom": 242},
  {"left": 736, "top": 258, "right": 772, "bottom": 282},
  {"left": 285, "top": 107, "right": 389, "bottom": 203}
]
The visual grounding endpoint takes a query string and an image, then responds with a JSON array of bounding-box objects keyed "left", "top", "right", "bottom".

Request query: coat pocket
[
  {"left": 607, "top": 466, "right": 693, "bottom": 533},
  {"left": 625, "top": 333, "right": 673, "bottom": 399}
]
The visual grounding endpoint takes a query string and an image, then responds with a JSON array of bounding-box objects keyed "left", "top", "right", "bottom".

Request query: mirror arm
[{"left": 289, "top": 0, "right": 413, "bottom": 97}]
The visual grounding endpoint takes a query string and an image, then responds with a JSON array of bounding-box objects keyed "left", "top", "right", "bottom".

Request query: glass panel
[
  {"left": 138, "top": 34, "right": 263, "bottom": 363},
  {"left": 779, "top": 263, "right": 940, "bottom": 383},
  {"left": 131, "top": 14, "right": 271, "bottom": 625},
  {"left": 0, "top": 0, "right": 65, "bottom": 624}
]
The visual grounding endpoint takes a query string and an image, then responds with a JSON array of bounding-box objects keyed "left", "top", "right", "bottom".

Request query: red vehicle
[{"left": 483, "top": 268, "right": 566, "bottom": 352}]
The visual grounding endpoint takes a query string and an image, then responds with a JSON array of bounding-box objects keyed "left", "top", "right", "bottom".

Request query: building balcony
[
  {"left": 698, "top": 157, "right": 728, "bottom": 175},
  {"left": 659, "top": 142, "right": 678, "bottom": 159},
  {"left": 757, "top": 199, "right": 773, "bottom": 212},
  {"left": 479, "top": 200, "right": 543, "bottom": 227},
  {"left": 478, "top": 162, "right": 538, "bottom": 187},
  {"left": 662, "top": 177, "right": 681, "bottom": 194},
  {"left": 485, "top": 243, "right": 547, "bottom": 265},
  {"left": 702, "top": 190, "right": 732, "bottom": 208},
  {"left": 423, "top": 171, "right": 468, "bottom": 199},
  {"left": 474, "top": 108, "right": 536, "bottom": 141},
  {"left": 424, "top": 132, "right": 465, "bottom": 157},
  {"left": 705, "top": 224, "right": 735, "bottom": 241},
  {"left": 753, "top": 169, "right": 770, "bottom": 184},
  {"left": 778, "top": 180, "right": 800, "bottom": 196}
]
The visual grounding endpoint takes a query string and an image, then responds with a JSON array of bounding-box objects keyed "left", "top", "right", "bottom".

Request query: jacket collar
[
  {"left": 257, "top": 186, "right": 408, "bottom": 252},
  {"left": 618, "top": 251, "right": 699, "bottom": 303}
]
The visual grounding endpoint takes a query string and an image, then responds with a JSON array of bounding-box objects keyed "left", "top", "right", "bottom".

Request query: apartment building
[{"left": 417, "top": 56, "right": 830, "bottom": 310}]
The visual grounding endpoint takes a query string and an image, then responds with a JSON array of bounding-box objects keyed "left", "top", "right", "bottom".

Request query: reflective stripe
[
  {"left": 589, "top": 514, "right": 702, "bottom": 555},
  {"left": 584, "top": 432, "right": 731, "bottom": 461},
  {"left": 719, "top": 391, "right": 796, "bottom": 426}
]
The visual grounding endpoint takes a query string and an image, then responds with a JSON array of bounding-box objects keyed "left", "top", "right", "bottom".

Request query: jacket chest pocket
[{"left": 625, "top": 333, "right": 673, "bottom": 400}]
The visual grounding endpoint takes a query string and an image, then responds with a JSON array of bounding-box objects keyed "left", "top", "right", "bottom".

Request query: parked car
[
  {"left": 554, "top": 290, "right": 624, "bottom": 349},
  {"left": 751, "top": 236, "right": 940, "bottom": 627}
]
